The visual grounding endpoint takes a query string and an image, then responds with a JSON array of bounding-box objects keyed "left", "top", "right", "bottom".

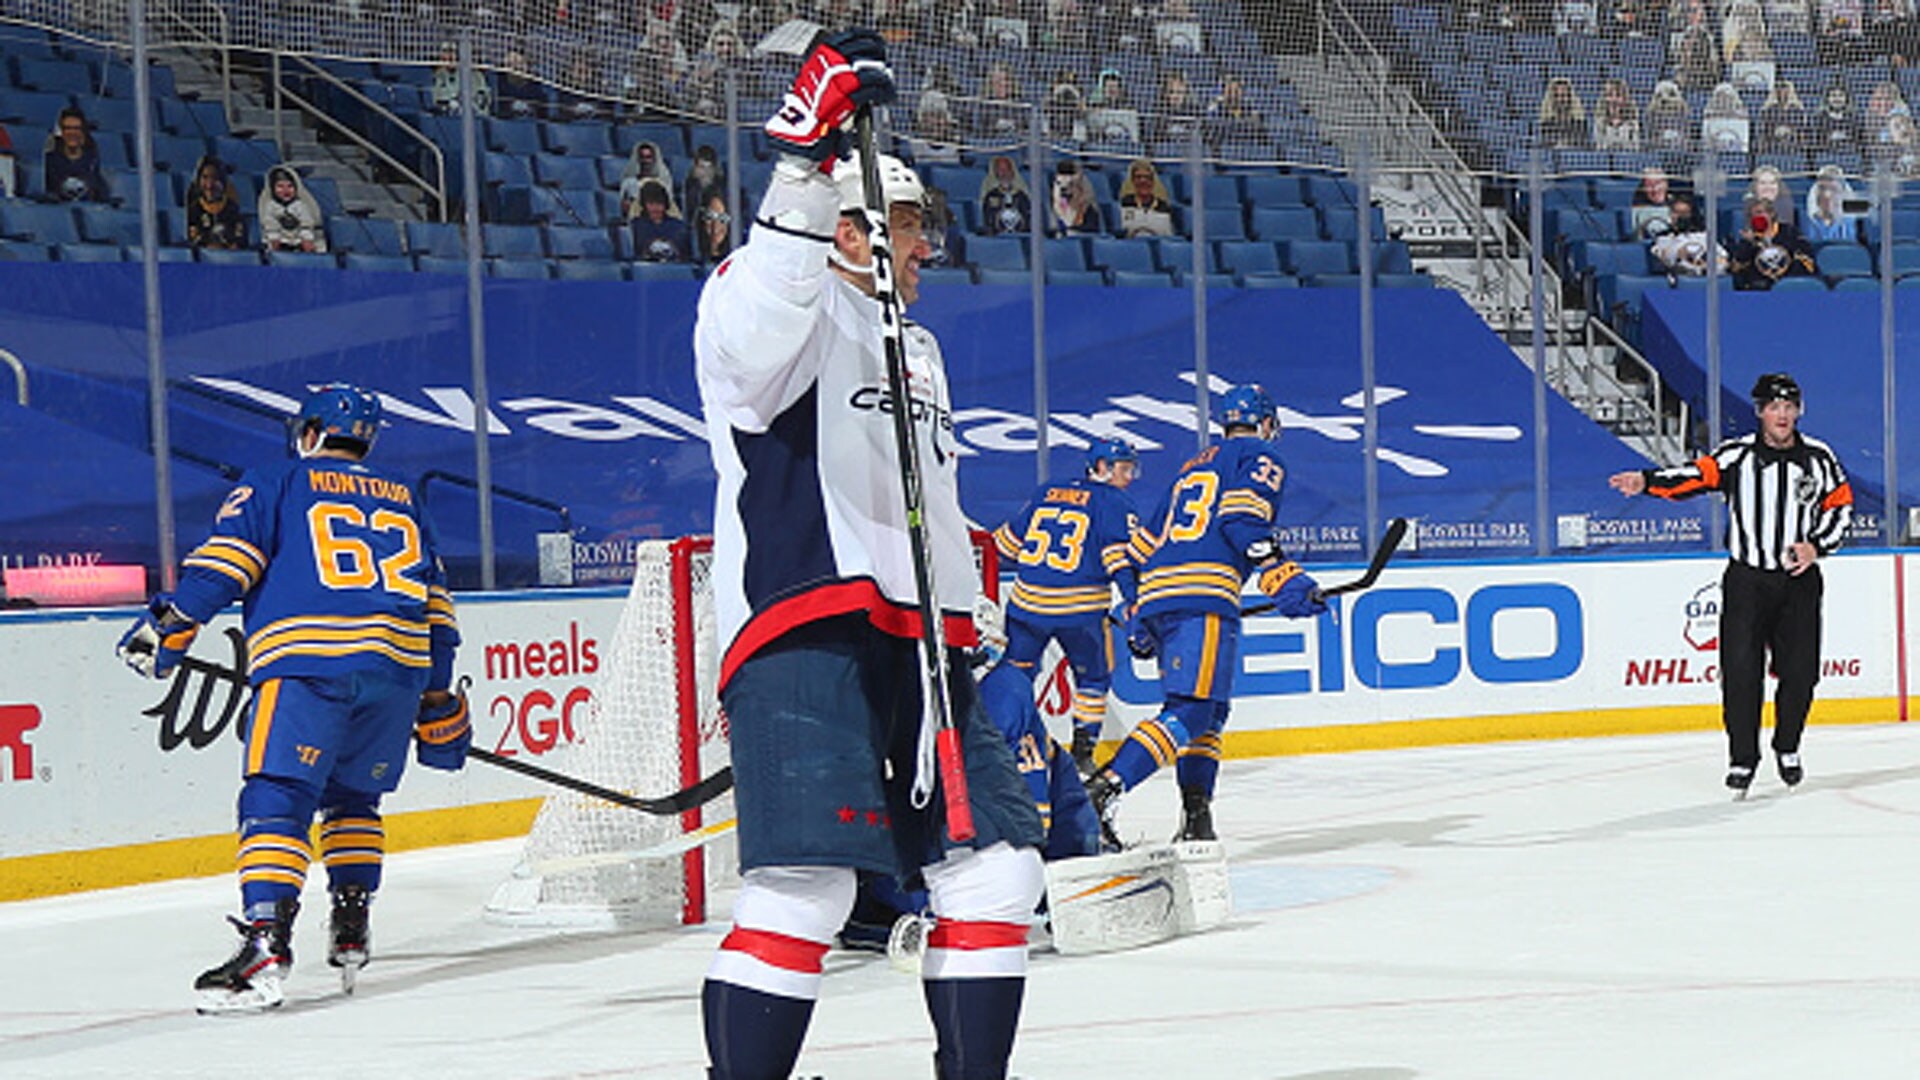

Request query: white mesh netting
[{"left": 485, "top": 537, "right": 733, "bottom": 930}]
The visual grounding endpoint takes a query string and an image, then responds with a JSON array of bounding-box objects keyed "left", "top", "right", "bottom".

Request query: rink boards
[{"left": 1, "top": 551, "right": 1913, "bottom": 899}]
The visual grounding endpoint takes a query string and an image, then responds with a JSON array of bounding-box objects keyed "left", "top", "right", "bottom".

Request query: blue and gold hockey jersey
[
  {"left": 169, "top": 458, "right": 457, "bottom": 684},
  {"left": 1133, "top": 435, "right": 1286, "bottom": 619},
  {"left": 992, "top": 478, "right": 1142, "bottom": 626},
  {"left": 977, "top": 662, "right": 1100, "bottom": 860}
]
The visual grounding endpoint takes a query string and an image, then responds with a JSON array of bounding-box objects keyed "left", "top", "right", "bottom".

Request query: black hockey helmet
[{"left": 1750, "top": 372, "right": 1802, "bottom": 408}]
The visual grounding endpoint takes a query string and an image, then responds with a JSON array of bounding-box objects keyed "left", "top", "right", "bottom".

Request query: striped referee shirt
[{"left": 1642, "top": 432, "right": 1854, "bottom": 572}]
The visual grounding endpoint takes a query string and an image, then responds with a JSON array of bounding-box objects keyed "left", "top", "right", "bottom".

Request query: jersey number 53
[{"left": 1018, "top": 507, "right": 1091, "bottom": 573}]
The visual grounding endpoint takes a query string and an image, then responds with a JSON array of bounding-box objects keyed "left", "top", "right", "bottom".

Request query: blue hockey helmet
[
  {"left": 1216, "top": 383, "right": 1276, "bottom": 431},
  {"left": 294, "top": 383, "right": 382, "bottom": 457},
  {"left": 1085, "top": 438, "right": 1139, "bottom": 476}
]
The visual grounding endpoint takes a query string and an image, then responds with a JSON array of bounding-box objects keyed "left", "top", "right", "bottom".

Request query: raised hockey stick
[
  {"left": 469, "top": 747, "right": 734, "bottom": 817},
  {"left": 183, "top": 656, "right": 734, "bottom": 816},
  {"left": 855, "top": 106, "right": 974, "bottom": 842},
  {"left": 1242, "top": 517, "right": 1409, "bottom": 616}
]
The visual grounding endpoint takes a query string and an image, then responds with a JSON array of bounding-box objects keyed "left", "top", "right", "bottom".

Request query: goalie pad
[{"left": 1043, "top": 840, "right": 1230, "bottom": 956}]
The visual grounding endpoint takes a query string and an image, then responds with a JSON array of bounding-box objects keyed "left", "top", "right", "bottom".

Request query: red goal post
[{"left": 485, "top": 531, "right": 1001, "bottom": 930}]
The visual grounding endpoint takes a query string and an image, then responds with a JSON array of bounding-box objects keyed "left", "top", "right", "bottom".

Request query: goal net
[{"left": 486, "top": 532, "right": 1000, "bottom": 931}]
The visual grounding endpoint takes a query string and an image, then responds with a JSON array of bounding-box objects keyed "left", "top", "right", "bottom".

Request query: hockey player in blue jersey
[
  {"left": 993, "top": 439, "right": 1145, "bottom": 777},
  {"left": 115, "top": 384, "right": 466, "bottom": 1014},
  {"left": 1088, "top": 384, "right": 1326, "bottom": 843}
]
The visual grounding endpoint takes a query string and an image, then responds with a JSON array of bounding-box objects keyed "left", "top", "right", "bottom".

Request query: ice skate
[
  {"left": 1777, "top": 752, "right": 1803, "bottom": 788},
  {"left": 1174, "top": 787, "right": 1216, "bottom": 842},
  {"left": 1726, "top": 764, "right": 1756, "bottom": 800},
  {"left": 328, "top": 885, "right": 371, "bottom": 994},
  {"left": 1070, "top": 728, "right": 1099, "bottom": 778},
  {"left": 194, "top": 900, "right": 296, "bottom": 1015},
  {"left": 1086, "top": 769, "right": 1124, "bottom": 852}
]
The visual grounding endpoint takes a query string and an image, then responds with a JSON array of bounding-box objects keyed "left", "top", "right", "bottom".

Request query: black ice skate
[
  {"left": 1070, "top": 728, "right": 1099, "bottom": 778},
  {"left": 1726, "top": 764, "right": 1756, "bottom": 800},
  {"left": 1777, "top": 752, "right": 1804, "bottom": 788},
  {"left": 1175, "top": 787, "right": 1216, "bottom": 842},
  {"left": 194, "top": 898, "right": 297, "bottom": 1015},
  {"left": 328, "top": 884, "right": 372, "bottom": 994},
  {"left": 1086, "top": 769, "right": 1124, "bottom": 852}
]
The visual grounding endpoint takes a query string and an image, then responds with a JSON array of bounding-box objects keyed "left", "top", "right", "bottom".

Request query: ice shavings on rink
[{"left": 1226, "top": 862, "right": 1399, "bottom": 913}]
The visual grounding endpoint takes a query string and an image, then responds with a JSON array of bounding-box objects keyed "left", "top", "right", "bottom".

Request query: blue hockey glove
[
  {"left": 765, "top": 29, "right": 895, "bottom": 164},
  {"left": 1258, "top": 561, "right": 1328, "bottom": 619},
  {"left": 414, "top": 684, "right": 471, "bottom": 771},
  {"left": 115, "top": 595, "right": 200, "bottom": 680}
]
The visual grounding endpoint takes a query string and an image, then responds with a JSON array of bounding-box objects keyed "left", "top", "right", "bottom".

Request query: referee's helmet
[{"left": 1750, "top": 372, "right": 1802, "bottom": 408}]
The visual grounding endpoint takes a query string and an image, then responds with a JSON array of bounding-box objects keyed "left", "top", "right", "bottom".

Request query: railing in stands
[
  {"left": 0, "top": 348, "right": 27, "bottom": 406},
  {"left": 270, "top": 53, "right": 448, "bottom": 222},
  {"left": 148, "top": 0, "right": 231, "bottom": 126}
]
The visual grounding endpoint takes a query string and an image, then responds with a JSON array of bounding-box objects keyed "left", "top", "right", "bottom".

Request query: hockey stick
[
  {"left": 469, "top": 747, "right": 734, "bottom": 817},
  {"left": 507, "top": 817, "right": 738, "bottom": 879},
  {"left": 855, "top": 106, "right": 975, "bottom": 842},
  {"left": 1242, "top": 516, "right": 1409, "bottom": 616},
  {"left": 181, "top": 656, "right": 734, "bottom": 817}
]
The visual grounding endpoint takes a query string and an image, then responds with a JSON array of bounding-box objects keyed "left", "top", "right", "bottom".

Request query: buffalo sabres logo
[{"left": 1756, "top": 242, "right": 1790, "bottom": 279}]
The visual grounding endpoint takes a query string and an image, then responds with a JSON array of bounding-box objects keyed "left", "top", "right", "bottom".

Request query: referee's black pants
[{"left": 1719, "top": 560, "right": 1823, "bottom": 768}]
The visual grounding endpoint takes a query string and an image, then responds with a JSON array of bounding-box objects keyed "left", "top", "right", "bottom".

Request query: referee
[{"left": 1609, "top": 372, "right": 1854, "bottom": 795}]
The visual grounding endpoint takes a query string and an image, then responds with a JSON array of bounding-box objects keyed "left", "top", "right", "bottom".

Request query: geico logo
[
  {"left": 847, "top": 386, "right": 954, "bottom": 430},
  {"left": 1111, "top": 583, "right": 1584, "bottom": 703},
  {"left": 0, "top": 704, "right": 40, "bottom": 781},
  {"left": 489, "top": 686, "right": 594, "bottom": 755}
]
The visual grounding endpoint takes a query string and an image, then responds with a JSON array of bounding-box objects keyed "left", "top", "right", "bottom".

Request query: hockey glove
[
  {"left": 414, "top": 683, "right": 471, "bottom": 772},
  {"left": 1126, "top": 615, "right": 1158, "bottom": 660},
  {"left": 115, "top": 595, "right": 200, "bottom": 680},
  {"left": 764, "top": 29, "right": 895, "bottom": 164},
  {"left": 1258, "top": 561, "right": 1327, "bottom": 619}
]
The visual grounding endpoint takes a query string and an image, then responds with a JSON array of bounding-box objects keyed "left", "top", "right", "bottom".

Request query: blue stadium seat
[
  {"left": 1767, "top": 276, "right": 1828, "bottom": 293},
  {"left": 1217, "top": 240, "right": 1281, "bottom": 276},
  {"left": 1240, "top": 273, "right": 1300, "bottom": 289},
  {"left": 331, "top": 217, "right": 404, "bottom": 256},
  {"left": 1832, "top": 277, "right": 1880, "bottom": 293},
  {"left": 1284, "top": 239, "right": 1352, "bottom": 277},
  {"left": 0, "top": 201, "right": 81, "bottom": 246},
  {"left": 1041, "top": 237, "right": 1087, "bottom": 273},
  {"left": 210, "top": 135, "right": 280, "bottom": 174},
  {"left": 0, "top": 239, "right": 53, "bottom": 262},
  {"left": 1112, "top": 269, "right": 1173, "bottom": 287},
  {"left": 1201, "top": 206, "right": 1246, "bottom": 241},
  {"left": 150, "top": 133, "right": 207, "bottom": 176},
  {"left": 484, "top": 152, "right": 535, "bottom": 189},
  {"left": 414, "top": 255, "right": 470, "bottom": 274},
  {"left": 55, "top": 242, "right": 124, "bottom": 263},
  {"left": 1047, "top": 268, "right": 1107, "bottom": 286},
  {"left": 198, "top": 248, "right": 263, "bottom": 267},
  {"left": 1321, "top": 205, "right": 1386, "bottom": 242},
  {"left": 977, "top": 268, "right": 1033, "bottom": 286},
  {"left": 1201, "top": 175, "right": 1244, "bottom": 207},
  {"left": 483, "top": 223, "right": 545, "bottom": 259},
  {"left": 535, "top": 153, "right": 600, "bottom": 190},
  {"left": 1305, "top": 174, "right": 1358, "bottom": 208},
  {"left": 76, "top": 204, "right": 142, "bottom": 247},
  {"left": 1817, "top": 244, "right": 1873, "bottom": 282},
  {"left": 1153, "top": 237, "right": 1220, "bottom": 274},
  {"left": 968, "top": 234, "right": 1027, "bottom": 271},
  {"left": 1086, "top": 236, "right": 1155, "bottom": 275},
  {"left": 1243, "top": 174, "right": 1309, "bottom": 206},
  {"left": 485, "top": 118, "right": 543, "bottom": 156},
  {"left": 615, "top": 122, "right": 690, "bottom": 158},
  {"left": 489, "top": 257, "right": 552, "bottom": 280},
  {"left": 1250, "top": 205, "right": 1319, "bottom": 241},
  {"left": 1372, "top": 242, "right": 1414, "bottom": 275},
  {"left": 405, "top": 221, "right": 467, "bottom": 259},
  {"left": 543, "top": 120, "right": 613, "bottom": 158},
  {"left": 267, "top": 250, "right": 339, "bottom": 270},
  {"left": 15, "top": 59, "right": 92, "bottom": 97},
  {"left": 547, "top": 224, "right": 615, "bottom": 260},
  {"left": 626, "top": 262, "right": 695, "bottom": 282},
  {"left": 342, "top": 252, "right": 412, "bottom": 273},
  {"left": 530, "top": 186, "right": 603, "bottom": 227}
]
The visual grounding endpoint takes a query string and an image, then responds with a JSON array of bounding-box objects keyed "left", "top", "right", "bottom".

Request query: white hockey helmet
[{"left": 832, "top": 152, "right": 926, "bottom": 214}]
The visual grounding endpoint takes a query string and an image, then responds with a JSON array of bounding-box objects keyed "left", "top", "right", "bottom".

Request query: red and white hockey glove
[{"left": 765, "top": 28, "right": 895, "bottom": 165}]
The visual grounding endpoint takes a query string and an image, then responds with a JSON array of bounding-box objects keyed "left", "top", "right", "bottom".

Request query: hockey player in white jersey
[{"left": 692, "top": 27, "right": 1045, "bottom": 1080}]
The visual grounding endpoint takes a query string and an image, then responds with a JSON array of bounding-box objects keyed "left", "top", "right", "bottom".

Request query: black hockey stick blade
[
  {"left": 470, "top": 747, "right": 733, "bottom": 817},
  {"left": 1242, "top": 517, "right": 1409, "bottom": 616}
]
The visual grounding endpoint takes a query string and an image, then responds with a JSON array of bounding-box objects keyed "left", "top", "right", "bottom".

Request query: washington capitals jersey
[
  {"left": 977, "top": 663, "right": 1100, "bottom": 860},
  {"left": 695, "top": 160, "right": 978, "bottom": 689},
  {"left": 169, "top": 457, "right": 457, "bottom": 684},
  {"left": 992, "top": 477, "right": 1141, "bottom": 626},
  {"left": 1133, "top": 435, "right": 1287, "bottom": 619}
]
